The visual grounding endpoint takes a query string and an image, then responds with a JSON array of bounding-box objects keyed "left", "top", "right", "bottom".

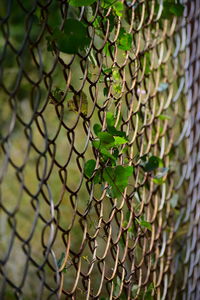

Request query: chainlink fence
[{"left": 0, "top": 0, "right": 200, "bottom": 299}]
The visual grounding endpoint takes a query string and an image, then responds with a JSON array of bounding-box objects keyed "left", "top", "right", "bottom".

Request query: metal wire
[{"left": 0, "top": 0, "right": 199, "bottom": 299}]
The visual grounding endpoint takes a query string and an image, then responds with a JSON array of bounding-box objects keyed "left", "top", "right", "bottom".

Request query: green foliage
[
  {"left": 136, "top": 217, "right": 152, "bottom": 231},
  {"left": 161, "top": 1, "right": 184, "bottom": 19},
  {"left": 102, "top": 165, "right": 133, "bottom": 197},
  {"left": 158, "top": 114, "right": 171, "bottom": 120},
  {"left": 49, "top": 87, "right": 64, "bottom": 104},
  {"left": 101, "top": 0, "right": 124, "bottom": 16},
  {"left": 67, "top": 91, "right": 88, "bottom": 115},
  {"left": 132, "top": 282, "right": 154, "bottom": 299},
  {"left": 93, "top": 124, "right": 102, "bottom": 136},
  {"left": 141, "top": 156, "right": 162, "bottom": 172},
  {"left": 117, "top": 28, "right": 132, "bottom": 51},
  {"left": 143, "top": 283, "right": 154, "bottom": 299},
  {"left": 68, "top": 0, "right": 97, "bottom": 6},
  {"left": 84, "top": 159, "right": 96, "bottom": 177},
  {"left": 84, "top": 112, "right": 134, "bottom": 198},
  {"left": 52, "top": 19, "right": 90, "bottom": 54}
]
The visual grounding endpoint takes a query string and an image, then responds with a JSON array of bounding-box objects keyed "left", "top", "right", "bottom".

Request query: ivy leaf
[
  {"left": 93, "top": 170, "right": 102, "bottom": 184},
  {"left": 113, "top": 1, "right": 124, "bottom": 16},
  {"left": 100, "top": 148, "right": 116, "bottom": 161},
  {"left": 153, "top": 177, "right": 164, "bottom": 185},
  {"left": 143, "top": 156, "right": 161, "bottom": 172},
  {"left": 53, "top": 19, "right": 90, "bottom": 54},
  {"left": 106, "top": 112, "right": 115, "bottom": 128},
  {"left": 136, "top": 217, "right": 152, "bottom": 231},
  {"left": 158, "top": 114, "right": 171, "bottom": 121},
  {"left": 144, "top": 283, "right": 154, "bottom": 299},
  {"left": 161, "top": 2, "right": 184, "bottom": 19},
  {"left": 108, "top": 126, "right": 127, "bottom": 138},
  {"left": 92, "top": 140, "right": 101, "bottom": 149},
  {"left": 98, "top": 132, "right": 115, "bottom": 146},
  {"left": 114, "top": 136, "right": 128, "bottom": 145},
  {"left": 117, "top": 28, "right": 132, "bottom": 51},
  {"left": 103, "top": 166, "right": 133, "bottom": 198},
  {"left": 67, "top": 91, "right": 88, "bottom": 115},
  {"left": 93, "top": 124, "right": 102, "bottom": 136},
  {"left": 49, "top": 87, "right": 64, "bottom": 104},
  {"left": 113, "top": 83, "right": 122, "bottom": 94},
  {"left": 68, "top": 0, "right": 97, "bottom": 6},
  {"left": 84, "top": 159, "right": 96, "bottom": 177},
  {"left": 101, "top": 0, "right": 124, "bottom": 16},
  {"left": 112, "top": 69, "right": 120, "bottom": 81},
  {"left": 103, "top": 66, "right": 113, "bottom": 74},
  {"left": 169, "top": 3, "right": 184, "bottom": 17},
  {"left": 103, "top": 42, "right": 114, "bottom": 56}
]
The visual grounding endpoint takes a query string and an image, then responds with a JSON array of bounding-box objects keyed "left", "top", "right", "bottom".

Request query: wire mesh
[{"left": 0, "top": 0, "right": 199, "bottom": 299}]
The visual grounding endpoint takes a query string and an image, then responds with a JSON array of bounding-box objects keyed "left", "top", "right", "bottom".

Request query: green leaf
[
  {"left": 153, "top": 177, "right": 164, "bottom": 185},
  {"left": 103, "top": 166, "right": 133, "bottom": 197},
  {"left": 170, "top": 3, "right": 184, "bottom": 17},
  {"left": 68, "top": 0, "right": 97, "bottom": 6},
  {"left": 158, "top": 114, "right": 171, "bottom": 121},
  {"left": 84, "top": 159, "right": 96, "bottom": 177},
  {"left": 103, "top": 66, "right": 113, "bottom": 74},
  {"left": 53, "top": 19, "right": 90, "bottom": 54},
  {"left": 117, "top": 29, "right": 132, "bottom": 51},
  {"left": 92, "top": 140, "right": 101, "bottom": 149},
  {"left": 100, "top": 148, "right": 116, "bottom": 161},
  {"left": 112, "top": 69, "right": 120, "bottom": 81},
  {"left": 107, "top": 126, "right": 126, "bottom": 138},
  {"left": 106, "top": 112, "right": 115, "bottom": 128},
  {"left": 144, "top": 283, "right": 154, "bottom": 299},
  {"left": 143, "top": 156, "right": 161, "bottom": 172},
  {"left": 114, "top": 136, "right": 128, "bottom": 145},
  {"left": 161, "top": 2, "right": 184, "bottom": 19},
  {"left": 136, "top": 217, "right": 152, "bottom": 231},
  {"left": 113, "top": 1, "right": 124, "bottom": 16},
  {"left": 98, "top": 132, "right": 115, "bottom": 146},
  {"left": 93, "top": 170, "right": 102, "bottom": 184},
  {"left": 67, "top": 91, "right": 88, "bottom": 115},
  {"left": 49, "top": 87, "right": 64, "bottom": 104},
  {"left": 101, "top": 0, "right": 124, "bottom": 16},
  {"left": 113, "top": 83, "right": 122, "bottom": 94},
  {"left": 93, "top": 124, "right": 102, "bottom": 136},
  {"left": 103, "top": 42, "right": 114, "bottom": 56}
]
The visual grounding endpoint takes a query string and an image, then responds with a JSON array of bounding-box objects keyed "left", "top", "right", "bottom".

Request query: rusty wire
[{"left": 0, "top": 0, "right": 199, "bottom": 299}]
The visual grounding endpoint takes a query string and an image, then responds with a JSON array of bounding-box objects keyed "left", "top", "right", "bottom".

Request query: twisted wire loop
[{"left": 0, "top": 0, "right": 198, "bottom": 299}]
